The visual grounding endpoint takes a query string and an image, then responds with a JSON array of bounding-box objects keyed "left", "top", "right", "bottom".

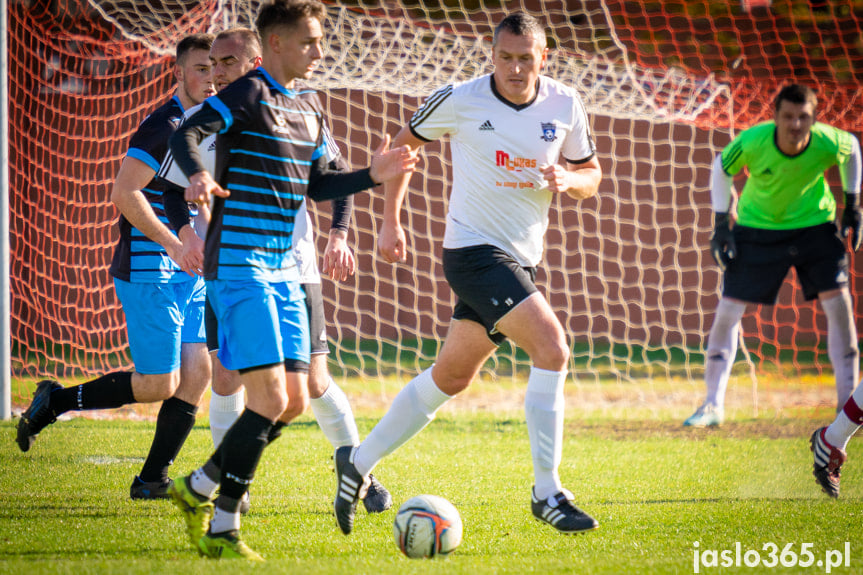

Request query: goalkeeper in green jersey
[{"left": 684, "top": 83, "right": 863, "bottom": 427}]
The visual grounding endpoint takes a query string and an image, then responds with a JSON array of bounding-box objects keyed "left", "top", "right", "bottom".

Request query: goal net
[{"left": 8, "top": 0, "right": 862, "bottom": 415}]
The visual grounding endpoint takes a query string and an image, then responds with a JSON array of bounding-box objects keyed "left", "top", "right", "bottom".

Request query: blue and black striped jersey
[
  {"left": 109, "top": 95, "right": 197, "bottom": 283},
  {"left": 170, "top": 67, "right": 376, "bottom": 282}
]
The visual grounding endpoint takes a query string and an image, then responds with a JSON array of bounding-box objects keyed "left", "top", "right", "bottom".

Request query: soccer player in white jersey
[
  {"left": 16, "top": 35, "right": 216, "bottom": 502},
  {"left": 332, "top": 11, "right": 603, "bottom": 535},
  {"left": 160, "top": 27, "right": 391, "bottom": 514}
]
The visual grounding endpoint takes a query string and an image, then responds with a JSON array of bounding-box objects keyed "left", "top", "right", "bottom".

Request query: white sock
[
  {"left": 704, "top": 299, "right": 746, "bottom": 410},
  {"left": 353, "top": 367, "right": 452, "bottom": 477},
  {"left": 209, "top": 507, "right": 241, "bottom": 534},
  {"left": 826, "top": 393, "right": 863, "bottom": 450},
  {"left": 525, "top": 367, "right": 566, "bottom": 501},
  {"left": 209, "top": 390, "right": 244, "bottom": 450},
  {"left": 190, "top": 467, "right": 219, "bottom": 499},
  {"left": 820, "top": 293, "right": 859, "bottom": 409},
  {"left": 310, "top": 378, "right": 360, "bottom": 448}
]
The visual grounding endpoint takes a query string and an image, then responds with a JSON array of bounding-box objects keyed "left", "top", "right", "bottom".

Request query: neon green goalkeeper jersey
[{"left": 721, "top": 121, "right": 856, "bottom": 230}]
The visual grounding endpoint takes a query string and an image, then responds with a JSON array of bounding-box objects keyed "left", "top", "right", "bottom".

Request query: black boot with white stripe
[
  {"left": 334, "top": 446, "right": 370, "bottom": 535},
  {"left": 531, "top": 487, "right": 598, "bottom": 534}
]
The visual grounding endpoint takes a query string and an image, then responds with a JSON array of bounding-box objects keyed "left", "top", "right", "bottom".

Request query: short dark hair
[
  {"left": 176, "top": 33, "right": 215, "bottom": 65},
  {"left": 255, "top": 0, "right": 326, "bottom": 40},
  {"left": 775, "top": 84, "right": 818, "bottom": 112},
  {"left": 493, "top": 12, "right": 547, "bottom": 48},
  {"left": 215, "top": 27, "right": 263, "bottom": 59}
]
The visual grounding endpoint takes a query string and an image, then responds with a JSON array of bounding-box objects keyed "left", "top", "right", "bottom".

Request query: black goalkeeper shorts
[{"left": 722, "top": 222, "right": 849, "bottom": 304}]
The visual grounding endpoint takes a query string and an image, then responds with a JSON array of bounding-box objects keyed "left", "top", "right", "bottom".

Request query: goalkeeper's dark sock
[
  {"left": 50, "top": 371, "right": 135, "bottom": 415},
  {"left": 138, "top": 397, "right": 198, "bottom": 483}
]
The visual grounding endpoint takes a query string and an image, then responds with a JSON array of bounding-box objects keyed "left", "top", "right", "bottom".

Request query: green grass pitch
[{"left": 0, "top": 395, "right": 861, "bottom": 574}]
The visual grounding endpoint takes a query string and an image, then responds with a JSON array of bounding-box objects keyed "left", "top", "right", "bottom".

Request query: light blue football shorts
[
  {"left": 114, "top": 276, "right": 206, "bottom": 375},
  {"left": 206, "top": 278, "right": 310, "bottom": 372}
]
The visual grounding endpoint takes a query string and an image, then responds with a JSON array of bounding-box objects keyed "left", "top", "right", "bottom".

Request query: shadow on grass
[
  {"left": 593, "top": 497, "right": 838, "bottom": 505},
  {"left": 0, "top": 503, "right": 165, "bottom": 519}
]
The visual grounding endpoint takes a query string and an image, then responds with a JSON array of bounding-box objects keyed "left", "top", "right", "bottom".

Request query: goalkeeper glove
[
  {"left": 710, "top": 212, "right": 736, "bottom": 272},
  {"left": 841, "top": 191, "right": 863, "bottom": 252}
]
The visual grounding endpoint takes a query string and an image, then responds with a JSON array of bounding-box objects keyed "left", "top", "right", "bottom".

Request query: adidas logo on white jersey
[{"left": 479, "top": 120, "right": 495, "bottom": 131}]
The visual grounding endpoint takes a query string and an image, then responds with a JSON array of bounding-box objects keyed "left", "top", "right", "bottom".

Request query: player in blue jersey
[
  {"left": 684, "top": 84, "right": 863, "bottom": 427},
  {"left": 166, "top": 0, "right": 416, "bottom": 560},
  {"left": 16, "top": 35, "right": 217, "bottom": 501},
  {"left": 161, "top": 27, "right": 391, "bottom": 515},
  {"left": 333, "top": 12, "right": 602, "bottom": 536}
]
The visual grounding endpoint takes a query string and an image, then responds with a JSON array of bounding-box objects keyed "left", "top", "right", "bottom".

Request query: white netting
[{"left": 15, "top": 0, "right": 768, "bottom": 417}]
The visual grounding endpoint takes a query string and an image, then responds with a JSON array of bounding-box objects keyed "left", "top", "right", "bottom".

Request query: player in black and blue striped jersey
[
  {"left": 16, "top": 34, "right": 217, "bottom": 503},
  {"left": 161, "top": 27, "right": 392, "bottom": 516},
  {"left": 165, "top": 0, "right": 417, "bottom": 560}
]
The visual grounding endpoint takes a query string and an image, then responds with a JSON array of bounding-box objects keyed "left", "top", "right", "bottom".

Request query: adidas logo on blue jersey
[{"left": 479, "top": 120, "right": 495, "bottom": 131}]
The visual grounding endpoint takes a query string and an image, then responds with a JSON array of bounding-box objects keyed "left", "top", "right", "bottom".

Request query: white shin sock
[
  {"left": 353, "top": 367, "right": 451, "bottom": 477},
  {"left": 525, "top": 367, "right": 567, "bottom": 500},
  {"left": 704, "top": 299, "right": 746, "bottom": 409},
  {"left": 826, "top": 391, "right": 863, "bottom": 450},
  {"left": 820, "top": 292, "right": 860, "bottom": 409},
  {"left": 209, "top": 390, "right": 244, "bottom": 450},
  {"left": 310, "top": 378, "right": 360, "bottom": 449}
]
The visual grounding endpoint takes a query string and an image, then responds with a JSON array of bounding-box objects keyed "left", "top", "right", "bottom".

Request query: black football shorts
[
  {"left": 722, "top": 222, "right": 849, "bottom": 304},
  {"left": 443, "top": 244, "right": 538, "bottom": 345},
  {"left": 302, "top": 282, "right": 330, "bottom": 356}
]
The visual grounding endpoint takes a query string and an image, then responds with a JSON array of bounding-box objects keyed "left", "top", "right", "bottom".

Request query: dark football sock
[
  {"left": 267, "top": 421, "right": 287, "bottom": 445},
  {"left": 50, "top": 371, "right": 135, "bottom": 416},
  {"left": 215, "top": 409, "right": 272, "bottom": 513},
  {"left": 138, "top": 397, "right": 198, "bottom": 483}
]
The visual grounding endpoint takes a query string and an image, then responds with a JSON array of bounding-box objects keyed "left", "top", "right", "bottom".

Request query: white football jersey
[
  {"left": 159, "top": 104, "right": 213, "bottom": 188},
  {"left": 410, "top": 74, "right": 595, "bottom": 267},
  {"left": 290, "top": 199, "right": 320, "bottom": 284},
  {"left": 159, "top": 103, "right": 320, "bottom": 284}
]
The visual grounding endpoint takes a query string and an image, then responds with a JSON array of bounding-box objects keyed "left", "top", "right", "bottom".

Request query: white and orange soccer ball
[{"left": 393, "top": 494, "right": 463, "bottom": 559}]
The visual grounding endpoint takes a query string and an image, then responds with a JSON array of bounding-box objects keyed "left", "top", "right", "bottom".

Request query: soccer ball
[{"left": 393, "top": 494, "right": 463, "bottom": 559}]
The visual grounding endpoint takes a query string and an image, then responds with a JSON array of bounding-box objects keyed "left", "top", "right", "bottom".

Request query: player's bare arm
[
  {"left": 541, "top": 155, "right": 602, "bottom": 200},
  {"left": 379, "top": 126, "right": 427, "bottom": 264},
  {"left": 368, "top": 133, "right": 419, "bottom": 186},
  {"left": 176, "top": 224, "right": 204, "bottom": 274},
  {"left": 111, "top": 156, "right": 196, "bottom": 274},
  {"left": 322, "top": 228, "right": 356, "bottom": 282}
]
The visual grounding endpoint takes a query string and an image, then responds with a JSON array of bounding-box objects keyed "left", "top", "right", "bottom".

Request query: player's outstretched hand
[
  {"left": 841, "top": 192, "right": 863, "bottom": 251},
  {"left": 185, "top": 171, "right": 229, "bottom": 206},
  {"left": 322, "top": 230, "right": 356, "bottom": 281},
  {"left": 710, "top": 212, "right": 736, "bottom": 272},
  {"left": 369, "top": 134, "right": 419, "bottom": 185},
  {"left": 379, "top": 221, "right": 408, "bottom": 264}
]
